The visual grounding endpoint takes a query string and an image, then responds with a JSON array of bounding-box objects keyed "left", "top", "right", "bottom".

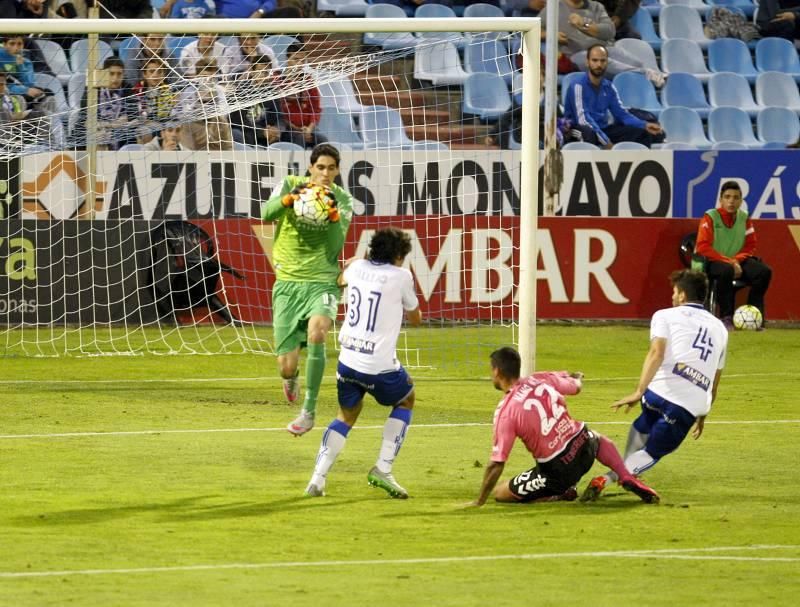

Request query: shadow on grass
[{"left": 9, "top": 494, "right": 371, "bottom": 526}]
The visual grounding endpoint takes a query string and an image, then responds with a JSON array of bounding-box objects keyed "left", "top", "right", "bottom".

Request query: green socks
[{"left": 302, "top": 342, "right": 326, "bottom": 415}]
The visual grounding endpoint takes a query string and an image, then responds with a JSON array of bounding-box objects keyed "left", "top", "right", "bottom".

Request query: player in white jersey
[
  {"left": 304, "top": 228, "right": 421, "bottom": 499},
  {"left": 582, "top": 270, "right": 728, "bottom": 501}
]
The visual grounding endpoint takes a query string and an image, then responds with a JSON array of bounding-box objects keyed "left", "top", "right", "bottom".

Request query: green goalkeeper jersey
[{"left": 261, "top": 175, "right": 354, "bottom": 283}]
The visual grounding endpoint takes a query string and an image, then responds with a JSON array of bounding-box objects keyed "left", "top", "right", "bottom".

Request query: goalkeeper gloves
[
  {"left": 326, "top": 192, "right": 339, "bottom": 223},
  {"left": 281, "top": 183, "right": 309, "bottom": 208}
]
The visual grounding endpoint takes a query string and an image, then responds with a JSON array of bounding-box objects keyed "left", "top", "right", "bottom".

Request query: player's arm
[
  {"left": 469, "top": 460, "right": 505, "bottom": 507},
  {"left": 694, "top": 368, "right": 724, "bottom": 439},
  {"left": 261, "top": 177, "right": 303, "bottom": 221},
  {"left": 613, "top": 337, "right": 666, "bottom": 412},
  {"left": 406, "top": 307, "right": 422, "bottom": 326}
]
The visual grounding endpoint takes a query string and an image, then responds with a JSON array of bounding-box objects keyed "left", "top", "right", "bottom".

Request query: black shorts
[{"left": 507, "top": 428, "right": 600, "bottom": 502}]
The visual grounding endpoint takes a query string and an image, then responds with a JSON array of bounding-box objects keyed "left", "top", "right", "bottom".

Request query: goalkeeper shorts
[{"left": 272, "top": 280, "right": 340, "bottom": 355}]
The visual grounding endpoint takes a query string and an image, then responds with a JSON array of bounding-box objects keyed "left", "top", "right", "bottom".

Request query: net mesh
[{"left": 0, "top": 24, "right": 529, "bottom": 371}]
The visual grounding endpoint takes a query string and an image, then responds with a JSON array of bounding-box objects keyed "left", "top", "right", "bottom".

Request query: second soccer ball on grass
[{"left": 732, "top": 305, "right": 763, "bottom": 331}]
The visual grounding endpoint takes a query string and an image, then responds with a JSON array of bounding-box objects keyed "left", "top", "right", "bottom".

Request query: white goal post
[{"left": 0, "top": 17, "right": 540, "bottom": 374}]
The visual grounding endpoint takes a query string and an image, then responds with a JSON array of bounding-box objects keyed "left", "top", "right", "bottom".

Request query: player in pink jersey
[{"left": 468, "top": 347, "right": 659, "bottom": 506}]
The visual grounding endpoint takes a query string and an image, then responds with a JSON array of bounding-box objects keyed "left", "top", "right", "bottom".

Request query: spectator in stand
[
  {"left": 125, "top": 33, "right": 169, "bottom": 86},
  {"left": 98, "top": 0, "right": 154, "bottom": 18},
  {"left": 694, "top": 181, "right": 772, "bottom": 328},
  {"left": 229, "top": 54, "right": 283, "bottom": 147},
  {"left": 11, "top": 0, "right": 47, "bottom": 18},
  {"left": 159, "top": 0, "right": 216, "bottom": 19},
  {"left": 0, "top": 70, "right": 30, "bottom": 122},
  {"left": 551, "top": 0, "right": 666, "bottom": 86},
  {"left": 175, "top": 58, "right": 233, "bottom": 151},
  {"left": 179, "top": 29, "right": 227, "bottom": 78},
  {"left": 0, "top": 35, "right": 55, "bottom": 114},
  {"left": 756, "top": 0, "right": 800, "bottom": 41},
  {"left": 133, "top": 56, "right": 178, "bottom": 144},
  {"left": 278, "top": 42, "right": 327, "bottom": 149},
  {"left": 597, "top": 0, "right": 641, "bottom": 40},
  {"left": 564, "top": 44, "right": 664, "bottom": 148},
  {"left": 50, "top": 0, "right": 88, "bottom": 18},
  {"left": 215, "top": 0, "right": 303, "bottom": 18},
  {"left": 219, "top": 33, "right": 278, "bottom": 76},
  {"left": 142, "top": 125, "right": 185, "bottom": 151},
  {"left": 78, "top": 57, "right": 134, "bottom": 150}
]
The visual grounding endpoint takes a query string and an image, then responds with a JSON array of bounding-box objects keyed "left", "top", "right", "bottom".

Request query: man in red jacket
[
  {"left": 695, "top": 181, "right": 772, "bottom": 328},
  {"left": 279, "top": 42, "right": 328, "bottom": 149}
]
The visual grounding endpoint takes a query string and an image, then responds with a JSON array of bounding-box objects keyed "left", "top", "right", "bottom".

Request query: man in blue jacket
[{"left": 564, "top": 44, "right": 664, "bottom": 149}]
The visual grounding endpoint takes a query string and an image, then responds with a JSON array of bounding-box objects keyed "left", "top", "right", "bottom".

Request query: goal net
[{"left": 0, "top": 17, "right": 540, "bottom": 374}]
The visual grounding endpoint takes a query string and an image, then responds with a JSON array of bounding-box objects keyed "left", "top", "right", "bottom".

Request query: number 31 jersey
[{"left": 338, "top": 259, "right": 419, "bottom": 374}]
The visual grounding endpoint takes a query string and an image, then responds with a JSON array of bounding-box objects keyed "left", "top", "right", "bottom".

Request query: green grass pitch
[{"left": 1, "top": 325, "right": 799, "bottom": 606}]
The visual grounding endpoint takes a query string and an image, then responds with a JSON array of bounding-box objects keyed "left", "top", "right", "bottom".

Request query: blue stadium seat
[
  {"left": 613, "top": 71, "right": 663, "bottom": 117},
  {"left": 560, "top": 71, "right": 584, "bottom": 106},
  {"left": 463, "top": 37, "right": 513, "bottom": 83},
  {"left": 164, "top": 35, "right": 197, "bottom": 69},
  {"left": 660, "top": 141, "right": 698, "bottom": 149},
  {"left": 660, "top": 0, "right": 710, "bottom": 16},
  {"left": 659, "top": 5, "right": 712, "bottom": 49},
  {"left": 263, "top": 35, "right": 300, "bottom": 68},
  {"left": 755, "top": 38, "right": 800, "bottom": 79},
  {"left": 629, "top": 9, "right": 662, "bottom": 52},
  {"left": 119, "top": 143, "right": 146, "bottom": 151},
  {"left": 317, "top": 108, "right": 365, "bottom": 150},
  {"left": 659, "top": 106, "right": 712, "bottom": 148},
  {"left": 711, "top": 140, "right": 749, "bottom": 150},
  {"left": 34, "top": 39, "right": 73, "bottom": 87},
  {"left": 363, "top": 5, "right": 418, "bottom": 50},
  {"left": 68, "top": 38, "right": 114, "bottom": 74},
  {"left": 614, "top": 38, "right": 660, "bottom": 72},
  {"left": 415, "top": 4, "right": 467, "bottom": 48},
  {"left": 612, "top": 141, "right": 649, "bottom": 150},
  {"left": 708, "top": 72, "right": 760, "bottom": 118},
  {"left": 317, "top": 75, "right": 365, "bottom": 113},
  {"left": 316, "top": 0, "right": 369, "bottom": 16},
  {"left": 757, "top": 107, "right": 800, "bottom": 146},
  {"left": 33, "top": 72, "right": 69, "bottom": 118},
  {"left": 360, "top": 105, "right": 438, "bottom": 149},
  {"left": 67, "top": 72, "right": 86, "bottom": 109},
  {"left": 462, "top": 72, "right": 512, "bottom": 120},
  {"left": 463, "top": 2, "right": 506, "bottom": 18},
  {"left": 661, "top": 72, "right": 711, "bottom": 119},
  {"left": 562, "top": 141, "right": 601, "bottom": 150},
  {"left": 268, "top": 141, "right": 306, "bottom": 152},
  {"left": 755, "top": 71, "right": 800, "bottom": 112},
  {"left": 640, "top": 0, "right": 662, "bottom": 17},
  {"left": 414, "top": 42, "right": 470, "bottom": 86},
  {"left": 707, "top": 106, "right": 761, "bottom": 148},
  {"left": 707, "top": 38, "right": 759, "bottom": 84},
  {"left": 661, "top": 39, "right": 712, "bottom": 82}
]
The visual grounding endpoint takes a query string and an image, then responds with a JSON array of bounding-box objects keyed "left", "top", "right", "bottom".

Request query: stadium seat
[
  {"left": 317, "top": 75, "right": 365, "bottom": 113},
  {"left": 463, "top": 37, "right": 514, "bottom": 84},
  {"left": 359, "top": 105, "right": 441, "bottom": 149},
  {"left": 316, "top": 0, "right": 369, "bottom": 17},
  {"left": 614, "top": 38, "right": 660, "bottom": 72},
  {"left": 268, "top": 141, "right": 306, "bottom": 151},
  {"left": 659, "top": 141, "right": 698, "bottom": 149},
  {"left": 757, "top": 107, "right": 800, "bottom": 146},
  {"left": 755, "top": 37, "right": 800, "bottom": 79},
  {"left": 629, "top": 8, "right": 662, "bottom": 52},
  {"left": 661, "top": 72, "right": 711, "bottom": 119},
  {"left": 562, "top": 141, "right": 601, "bottom": 150},
  {"left": 707, "top": 38, "right": 759, "bottom": 84},
  {"left": 755, "top": 71, "right": 800, "bottom": 112},
  {"left": 707, "top": 106, "right": 761, "bottom": 148},
  {"left": 263, "top": 35, "right": 299, "bottom": 68},
  {"left": 414, "top": 4, "right": 467, "bottom": 48},
  {"left": 761, "top": 141, "right": 791, "bottom": 149},
  {"left": 612, "top": 141, "right": 649, "bottom": 150},
  {"left": 708, "top": 72, "right": 760, "bottom": 118},
  {"left": 659, "top": 5, "right": 712, "bottom": 49},
  {"left": 560, "top": 71, "right": 584, "bottom": 107},
  {"left": 33, "top": 72, "right": 69, "bottom": 117},
  {"left": 317, "top": 107, "right": 365, "bottom": 149},
  {"left": 163, "top": 35, "right": 197, "bottom": 69},
  {"left": 640, "top": 0, "right": 662, "bottom": 15},
  {"left": 462, "top": 72, "right": 512, "bottom": 120},
  {"left": 119, "top": 143, "right": 146, "bottom": 151},
  {"left": 661, "top": 39, "right": 712, "bottom": 82},
  {"left": 463, "top": 2, "right": 506, "bottom": 18},
  {"left": 414, "top": 41, "right": 470, "bottom": 86},
  {"left": 68, "top": 38, "right": 114, "bottom": 74},
  {"left": 706, "top": 0, "right": 755, "bottom": 17},
  {"left": 363, "top": 5, "right": 418, "bottom": 50},
  {"left": 613, "top": 72, "right": 663, "bottom": 117},
  {"left": 34, "top": 39, "right": 73, "bottom": 87},
  {"left": 116, "top": 36, "right": 140, "bottom": 82},
  {"left": 659, "top": 106, "right": 712, "bottom": 148},
  {"left": 67, "top": 72, "right": 86, "bottom": 109},
  {"left": 711, "top": 140, "right": 749, "bottom": 150},
  {"left": 660, "top": 0, "right": 710, "bottom": 16}
]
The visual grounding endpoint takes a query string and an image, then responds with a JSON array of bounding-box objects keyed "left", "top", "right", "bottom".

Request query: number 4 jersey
[
  {"left": 338, "top": 259, "right": 419, "bottom": 374},
  {"left": 492, "top": 372, "right": 585, "bottom": 463}
]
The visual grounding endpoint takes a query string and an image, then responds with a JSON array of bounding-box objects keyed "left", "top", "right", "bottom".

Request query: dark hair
[
  {"left": 103, "top": 57, "right": 125, "bottom": 70},
  {"left": 250, "top": 54, "right": 272, "bottom": 68},
  {"left": 586, "top": 44, "right": 608, "bottom": 60},
  {"left": 194, "top": 57, "right": 218, "bottom": 74},
  {"left": 719, "top": 180, "right": 741, "bottom": 196},
  {"left": 0, "top": 71, "right": 6, "bottom": 80},
  {"left": 490, "top": 347, "right": 521, "bottom": 382},
  {"left": 309, "top": 143, "right": 340, "bottom": 167},
  {"left": 670, "top": 269, "right": 708, "bottom": 304},
  {"left": 368, "top": 228, "right": 412, "bottom": 264},
  {"left": 286, "top": 42, "right": 304, "bottom": 58}
]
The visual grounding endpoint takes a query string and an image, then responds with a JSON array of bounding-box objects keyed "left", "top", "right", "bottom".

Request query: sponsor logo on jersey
[
  {"left": 340, "top": 335, "right": 376, "bottom": 354},
  {"left": 672, "top": 362, "right": 711, "bottom": 391}
]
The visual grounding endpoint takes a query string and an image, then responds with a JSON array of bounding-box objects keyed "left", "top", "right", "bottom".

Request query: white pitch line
[
  {"left": 1, "top": 371, "right": 797, "bottom": 386},
  {"left": 1, "top": 420, "right": 799, "bottom": 441},
  {"left": 0, "top": 545, "right": 796, "bottom": 579}
]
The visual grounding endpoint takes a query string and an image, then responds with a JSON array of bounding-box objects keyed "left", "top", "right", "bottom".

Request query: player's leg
[
  {"left": 272, "top": 280, "right": 304, "bottom": 406},
  {"left": 495, "top": 467, "right": 572, "bottom": 503},
  {"left": 740, "top": 258, "right": 772, "bottom": 320},
  {"left": 625, "top": 403, "right": 695, "bottom": 476},
  {"left": 367, "top": 368, "right": 415, "bottom": 499},
  {"left": 581, "top": 431, "right": 659, "bottom": 503}
]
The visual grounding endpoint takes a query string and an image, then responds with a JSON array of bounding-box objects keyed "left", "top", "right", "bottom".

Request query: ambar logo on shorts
[{"left": 22, "top": 154, "right": 107, "bottom": 220}]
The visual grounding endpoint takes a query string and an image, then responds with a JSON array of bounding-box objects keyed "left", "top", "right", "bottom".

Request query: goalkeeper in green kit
[{"left": 261, "top": 143, "right": 354, "bottom": 436}]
